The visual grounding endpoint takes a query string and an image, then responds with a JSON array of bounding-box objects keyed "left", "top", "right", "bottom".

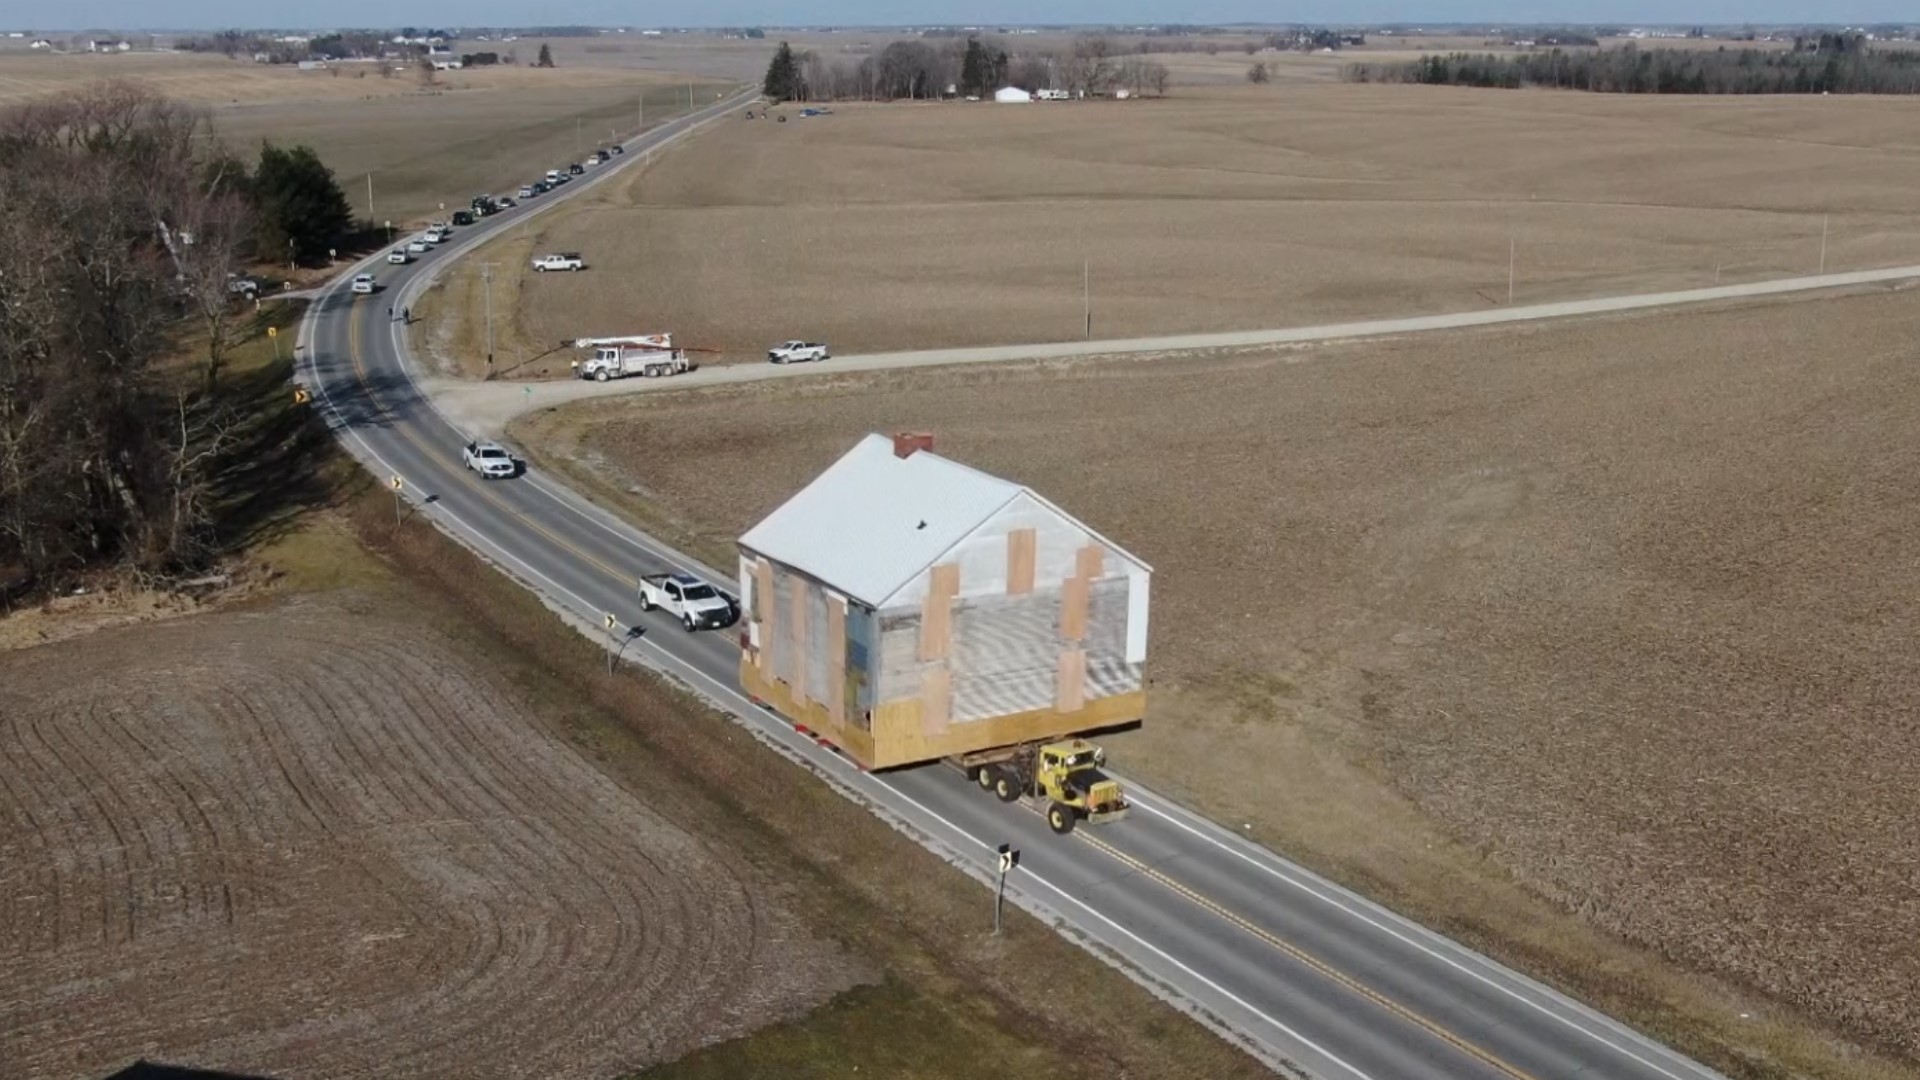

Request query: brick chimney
[{"left": 892, "top": 432, "right": 935, "bottom": 459}]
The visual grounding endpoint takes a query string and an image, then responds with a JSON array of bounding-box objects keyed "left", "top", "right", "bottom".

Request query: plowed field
[
  {"left": 514, "top": 285, "right": 1920, "bottom": 1062},
  {"left": 0, "top": 595, "right": 859, "bottom": 1078}
]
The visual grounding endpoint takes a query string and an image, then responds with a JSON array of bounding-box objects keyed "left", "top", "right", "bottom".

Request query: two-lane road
[{"left": 299, "top": 90, "right": 1730, "bottom": 1080}]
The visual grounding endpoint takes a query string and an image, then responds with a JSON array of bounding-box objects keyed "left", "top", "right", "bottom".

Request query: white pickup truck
[
  {"left": 531, "top": 253, "right": 585, "bottom": 273},
  {"left": 767, "top": 340, "right": 829, "bottom": 364},
  {"left": 462, "top": 440, "right": 518, "bottom": 479},
  {"left": 637, "top": 573, "right": 737, "bottom": 631}
]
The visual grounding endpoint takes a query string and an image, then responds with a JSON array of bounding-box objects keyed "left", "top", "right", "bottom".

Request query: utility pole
[
  {"left": 1819, "top": 214, "right": 1829, "bottom": 273},
  {"left": 576, "top": 117, "right": 582, "bottom": 158},
  {"left": 366, "top": 172, "right": 374, "bottom": 217},
  {"left": 1083, "top": 258, "right": 1091, "bottom": 339},
  {"left": 480, "top": 262, "right": 496, "bottom": 370}
]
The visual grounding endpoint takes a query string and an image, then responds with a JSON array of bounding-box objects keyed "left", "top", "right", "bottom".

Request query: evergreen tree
[
  {"left": 252, "top": 143, "right": 352, "bottom": 265},
  {"left": 763, "top": 41, "right": 802, "bottom": 101},
  {"left": 536, "top": 43, "right": 554, "bottom": 68},
  {"left": 960, "top": 36, "right": 990, "bottom": 96}
]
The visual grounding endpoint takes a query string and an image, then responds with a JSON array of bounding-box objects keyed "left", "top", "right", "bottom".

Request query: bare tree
[
  {"left": 0, "top": 81, "right": 263, "bottom": 590},
  {"left": 1247, "top": 61, "right": 1271, "bottom": 84},
  {"left": 1065, "top": 34, "right": 1117, "bottom": 94}
]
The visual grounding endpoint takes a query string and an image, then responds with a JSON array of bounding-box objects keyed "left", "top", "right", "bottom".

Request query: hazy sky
[{"left": 12, "top": 1, "right": 1904, "bottom": 31}]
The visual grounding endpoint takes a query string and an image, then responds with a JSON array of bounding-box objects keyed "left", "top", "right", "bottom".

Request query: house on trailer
[{"left": 737, "top": 432, "right": 1151, "bottom": 770}]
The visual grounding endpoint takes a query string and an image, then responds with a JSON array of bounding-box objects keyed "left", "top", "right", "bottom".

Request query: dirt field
[
  {"left": 513, "top": 285, "right": 1920, "bottom": 1070},
  {"left": 438, "top": 80, "right": 1920, "bottom": 374},
  {"left": 0, "top": 49, "right": 736, "bottom": 227},
  {"left": 0, "top": 593, "right": 863, "bottom": 1077}
]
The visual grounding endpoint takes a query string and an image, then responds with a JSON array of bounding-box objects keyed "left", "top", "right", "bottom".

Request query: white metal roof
[{"left": 739, "top": 434, "right": 1026, "bottom": 607}]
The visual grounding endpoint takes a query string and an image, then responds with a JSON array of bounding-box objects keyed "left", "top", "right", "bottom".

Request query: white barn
[
  {"left": 993, "top": 86, "right": 1033, "bottom": 103},
  {"left": 738, "top": 432, "right": 1151, "bottom": 770}
]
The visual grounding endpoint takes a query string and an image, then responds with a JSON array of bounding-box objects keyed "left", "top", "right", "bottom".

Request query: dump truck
[{"left": 735, "top": 431, "right": 1151, "bottom": 834}]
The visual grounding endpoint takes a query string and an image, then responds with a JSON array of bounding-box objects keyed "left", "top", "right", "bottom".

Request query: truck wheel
[
  {"left": 973, "top": 767, "right": 994, "bottom": 791},
  {"left": 595, "top": 369, "right": 610, "bottom": 382},
  {"left": 638, "top": 593, "right": 653, "bottom": 611},
  {"left": 1047, "top": 802, "right": 1077, "bottom": 835},
  {"left": 683, "top": 614, "right": 697, "bottom": 632},
  {"left": 992, "top": 770, "right": 1019, "bottom": 803}
]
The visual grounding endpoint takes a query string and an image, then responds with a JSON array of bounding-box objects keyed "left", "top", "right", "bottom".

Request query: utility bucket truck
[{"left": 572, "top": 334, "right": 692, "bottom": 380}]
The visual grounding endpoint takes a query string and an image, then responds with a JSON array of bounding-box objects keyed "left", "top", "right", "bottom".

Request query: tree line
[
  {"left": 763, "top": 34, "right": 1170, "bottom": 102},
  {"left": 1344, "top": 40, "right": 1920, "bottom": 94},
  {"left": 0, "top": 82, "right": 351, "bottom": 596}
]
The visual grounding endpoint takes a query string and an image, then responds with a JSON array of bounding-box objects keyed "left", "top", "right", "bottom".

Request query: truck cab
[{"left": 961, "top": 737, "right": 1130, "bottom": 834}]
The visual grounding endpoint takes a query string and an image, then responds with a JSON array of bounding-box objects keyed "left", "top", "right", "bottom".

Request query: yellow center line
[
  {"left": 1071, "top": 826, "right": 1541, "bottom": 1080},
  {"left": 344, "top": 302, "right": 637, "bottom": 589},
  {"left": 351, "top": 297, "right": 1527, "bottom": 1079}
]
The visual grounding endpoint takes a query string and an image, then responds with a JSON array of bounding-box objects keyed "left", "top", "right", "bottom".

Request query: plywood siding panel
[
  {"left": 919, "top": 593, "right": 948, "bottom": 661},
  {"left": 765, "top": 565, "right": 792, "bottom": 689},
  {"left": 805, "top": 584, "right": 831, "bottom": 705},
  {"left": 827, "top": 596, "right": 847, "bottom": 723},
  {"left": 1056, "top": 649, "right": 1086, "bottom": 713},
  {"left": 1060, "top": 574, "right": 1090, "bottom": 642},
  {"left": 788, "top": 575, "right": 810, "bottom": 706},
  {"left": 1006, "top": 529, "right": 1037, "bottom": 595},
  {"left": 922, "top": 669, "right": 952, "bottom": 734},
  {"left": 1076, "top": 544, "right": 1106, "bottom": 581}
]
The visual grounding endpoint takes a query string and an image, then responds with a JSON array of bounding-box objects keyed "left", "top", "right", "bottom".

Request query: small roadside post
[
  {"left": 267, "top": 324, "right": 280, "bottom": 361},
  {"left": 604, "top": 613, "right": 619, "bottom": 673},
  {"left": 994, "top": 844, "right": 1019, "bottom": 935},
  {"left": 389, "top": 475, "right": 404, "bottom": 524}
]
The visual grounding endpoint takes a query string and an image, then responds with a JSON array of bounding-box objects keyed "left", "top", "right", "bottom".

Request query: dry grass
[
  {"left": 0, "top": 50, "right": 738, "bottom": 227},
  {"left": 511, "top": 285, "right": 1920, "bottom": 1077},
  {"left": 453, "top": 81, "right": 1920, "bottom": 373}
]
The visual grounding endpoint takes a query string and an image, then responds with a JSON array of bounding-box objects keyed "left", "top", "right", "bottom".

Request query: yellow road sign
[
  {"left": 292, "top": 386, "right": 310, "bottom": 405},
  {"left": 604, "top": 613, "right": 618, "bottom": 630},
  {"left": 267, "top": 325, "right": 278, "bottom": 338},
  {"left": 390, "top": 475, "right": 403, "bottom": 491}
]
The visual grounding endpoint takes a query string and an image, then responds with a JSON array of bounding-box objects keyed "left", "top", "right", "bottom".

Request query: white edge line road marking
[
  {"left": 1126, "top": 796, "right": 1721, "bottom": 1080},
  {"left": 304, "top": 252, "right": 1355, "bottom": 1080}
]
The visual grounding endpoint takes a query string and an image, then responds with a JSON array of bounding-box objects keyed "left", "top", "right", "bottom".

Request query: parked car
[
  {"left": 518, "top": 184, "right": 537, "bottom": 198},
  {"left": 494, "top": 195, "right": 516, "bottom": 209},
  {"left": 422, "top": 229, "right": 446, "bottom": 245},
  {"left": 531, "top": 253, "right": 585, "bottom": 273},
  {"left": 767, "top": 340, "right": 830, "bottom": 364},
  {"left": 609, "top": 144, "right": 624, "bottom": 155},
  {"left": 350, "top": 273, "right": 377, "bottom": 295},
  {"left": 226, "top": 274, "right": 264, "bottom": 299},
  {"left": 636, "top": 572, "right": 736, "bottom": 631},
  {"left": 567, "top": 162, "right": 585, "bottom": 175},
  {"left": 406, "top": 238, "right": 430, "bottom": 253},
  {"left": 462, "top": 440, "right": 518, "bottom": 479},
  {"left": 545, "top": 169, "right": 562, "bottom": 184},
  {"left": 387, "top": 249, "right": 411, "bottom": 265}
]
